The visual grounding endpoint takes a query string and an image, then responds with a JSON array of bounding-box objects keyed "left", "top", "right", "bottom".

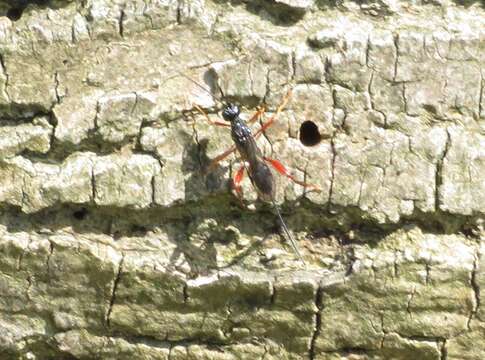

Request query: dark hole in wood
[{"left": 299, "top": 120, "right": 321, "bottom": 146}]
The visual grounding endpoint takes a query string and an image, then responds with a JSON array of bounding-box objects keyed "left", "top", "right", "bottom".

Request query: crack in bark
[
  {"left": 379, "top": 312, "right": 385, "bottom": 334},
  {"left": 397, "top": 333, "right": 446, "bottom": 342},
  {"left": 381, "top": 333, "right": 448, "bottom": 358},
  {"left": 327, "top": 137, "right": 337, "bottom": 208},
  {"left": 367, "top": 71, "right": 389, "bottom": 128},
  {"left": 431, "top": 33, "right": 447, "bottom": 61},
  {"left": 17, "top": 236, "right": 32, "bottom": 272},
  {"left": 261, "top": 343, "right": 269, "bottom": 360},
  {"left": 25, "top": 275, "right": 33, "bottom": 301},
  {"left": 368, "top": 70, "right": 375, "bottom": 110},
  {"left": 368, "top": 316, "right": 382, "bottom": 336},
  {"left": 344, "top": 246, "right": 356, "bottom": 277},
  {"left": 46, "top": 111, "right": 57, "bottom": 155},
  {"left": 20, "top": 173, "right": 28, "bottom": 210},
  {"left": 85, "top": 17, "right": 93, "bottom": 41},
  {"left": 323, "top": 56, "right": 331, "bottom": 84},
  {"left": 46, "top": 240, "right": 55, "bottom": 279},
  {"left": 71, "top": 13, "right": 77, "bottom": 43},
  {"left": 392, "top": 33, "right": 399, "bottom": 82},
  {"left": 176, "top": 0, "right": 182, "bottom": 25},
  {"left": 270, "top": 276, "right": 276, "bottom": 305},
  {"left": 168, "top": 344, "right": 173, "bottom": 359},
  {"left": 379, "top": 332, "right": 385, "bottom": 349},
  {"left": 308, "top": 284, "right": 322, "bottom": 360},
  {"left": 119, "top": 8, "right": 125, "bottom": 37},
  {"left": 106, "top": 255, "right": 124, "bottom": 327},
  {"left": 290, "top": 50, "right": 297, "bottom": 83},
  {"left": 467, "top": 251, "right": 481, "bottom": 329},
  {"left": 54, "top": 72, "right": 62, "bottom": 104},
  {"left": 478, "top": 73, "right": 484, "bottom": 119},
  {"left": 320, "top": 347, "right": 369, "bottom": 357},
  {"left": 406, "top": 285, "right": 416, "bottom": 317},
  {"left": 248, "top": 60, "right": 255, "bottom": 101},
  {"left": 402, "top": 82, "right": 409, "bottom": 114},
  {"left": 130, "top": 92, "right": 139, "bottom": 116},
  {"left": 301, "top": 162, "right": 314, "bottom": 198},
  {"left": 91, "top": 159, "right": 97, "bottom": 203},
  {"left": 0, "top": 52, "right": 10, "bottom": 101},
  {"left": 393, "top": 251, "right": 400, "bottom": 278},
  {"left": 434, "top": 128, "right": 451, "bottom": 212},
  {"left": 425, "top": 262, "right": 431, "bottom": 285},
  {"left": 330, "top": 86, "right": 348, "bottom": 132},
  {"left": 371, "top": 261, "right": 379, "bottom": 282},
  {"left": 64, "top": 330, "right": 207, "bottom": 351},
  {"left": 151, "top": 174, "right": 157, "bottom": 206},
  {"left": 208, "top": 12, "right": 220, "bottom": 36},
  {"left": 93, "top": 99, "right": 101, "bottom": 133},
  {"left": 356, "top": 174, "right": 365, "bottom": 208},
  {"left": 183, "top": 282, "right": 189, "bottom": 304},
  {"left": 440, "top": 339, "right": 448, "bottom": 360},
  {"left": 365, "top": 34, "right": 371, "bottom": 68}
]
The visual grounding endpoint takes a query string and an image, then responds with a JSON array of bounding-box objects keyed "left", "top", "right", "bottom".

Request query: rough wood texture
[{"left": 0, "top": 0, "right": 483, "bottom": 359}]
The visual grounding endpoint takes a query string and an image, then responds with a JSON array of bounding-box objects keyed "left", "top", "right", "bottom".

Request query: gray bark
[{"left": 0, "top": 0, "right": 483, "bottom": 359}]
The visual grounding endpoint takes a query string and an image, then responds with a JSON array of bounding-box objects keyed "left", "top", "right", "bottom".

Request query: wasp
[{"left": 181, "top": 71, "right": 320, "bottom": 266}]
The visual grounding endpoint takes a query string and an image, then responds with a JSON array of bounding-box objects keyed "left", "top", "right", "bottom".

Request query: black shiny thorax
[
  {"left": 222, "top": 104, "right": 262, "bottom": 163},
  {"left": 231, "top": 117, "right": 259, "bottom": 158},
  {"left": 222, "top": 103, "right": 274, "bottom": 199}
]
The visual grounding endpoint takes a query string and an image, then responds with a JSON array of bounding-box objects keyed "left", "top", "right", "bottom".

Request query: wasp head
[{"left": 222, "top": 104, "right": 240, "bottom": 123}]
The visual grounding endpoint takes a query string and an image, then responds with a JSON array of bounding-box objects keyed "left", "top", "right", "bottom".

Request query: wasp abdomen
[{"left": 248, "top": 161, "right": 275, "bottom": 201}]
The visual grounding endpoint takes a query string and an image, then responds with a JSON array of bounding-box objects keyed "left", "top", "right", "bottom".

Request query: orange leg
[
  {"left": 205, "top": 90, "right": 290, "bottom": 171},
  {"left": 205, "top": 107, "right": 266, "bottom": 172},
  {"left": 192, "top": 103, "right": 233, "bottom": 173},
  {"left": 263, "top": 157, "right": 321, "bottom": 192},
  {"left": 246, "top": 105, "right": 266, "bottom": 124},
  {"left": 232, "top": 165, "right": 246, "bottom": 200},
  {"left": 193, "top": 104, "right": 230, "bottom": 127},
  {"left": 204, "top": 145, "right": 237, "bottom": 173},
  {"left": 253, "top": 89, "right": 292, "bottom": 138}
]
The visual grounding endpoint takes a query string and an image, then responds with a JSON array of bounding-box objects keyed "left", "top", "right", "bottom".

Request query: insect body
[
  {"left": 223, "top": 104, "right": 259, "bottom": 162},
  {"left": 222, "top": 104, "right": 275, "bottom": 201},
  {"left": 181, "top": 71, "right": 320, "bottom": 265},
  {"left": 217, "top": 100, "right": 321, "bottom": 266}
]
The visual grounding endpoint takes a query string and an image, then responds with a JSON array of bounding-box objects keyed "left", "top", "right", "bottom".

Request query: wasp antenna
[{"left": 176, "top": 70, "right": 225, "bottom": 107}]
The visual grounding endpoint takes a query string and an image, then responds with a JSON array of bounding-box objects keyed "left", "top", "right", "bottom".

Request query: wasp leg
[
  {"left": 246, "top": 105, "right": 266, "bottom": 124},
  {"left": 232, "top": 164, "right": 246, "bottom": 201},
  {"left": 204, "top": 107, "right": 265, "bottom": 168},
  {"left": 204, "top": 100, "right": 274, "bottom": 172},
  {"left": 263, "top": 157, "right": 322, "bottom": 192},
  {"left": 191, "top": 103, "right": 234, "bottom": 173},
  {"left": 193, "top": 104, "right": 231, "bottom": 127},
  {"left": 206, "top": 107, "right": 266, "bottom": 171},
  {"left": 203, "top": 145, "right": 237, "bottom": 174},
  {"left": 253, "top": 89, "right": 292, "bottom": 138}
]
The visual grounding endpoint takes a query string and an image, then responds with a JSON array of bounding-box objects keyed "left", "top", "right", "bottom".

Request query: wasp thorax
[{"left": 222, "top": 104, "right": 240, "bottom": 122}]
